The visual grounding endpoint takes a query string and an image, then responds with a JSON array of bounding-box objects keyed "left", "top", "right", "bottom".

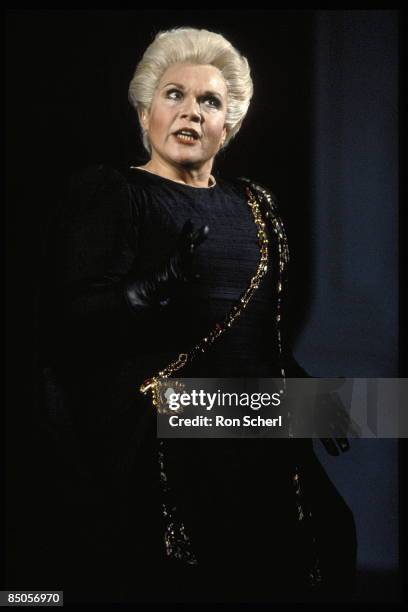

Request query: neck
[{"left": 141, "top": 158, "right": 215, "bottom": 188}]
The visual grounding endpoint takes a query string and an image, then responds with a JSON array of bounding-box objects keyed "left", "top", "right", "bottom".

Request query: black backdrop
[{"left": 5, "top": 9, "right": 402, "bottom": 603}]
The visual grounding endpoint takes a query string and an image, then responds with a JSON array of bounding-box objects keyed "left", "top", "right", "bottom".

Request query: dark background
[{"left": 5, "top": 9, "right": 402, "bottom": 603}]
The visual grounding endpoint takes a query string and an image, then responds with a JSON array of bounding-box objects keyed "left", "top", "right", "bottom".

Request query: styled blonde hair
[{"left": 128, "top": 27, "right": 253, "bottom": 153}]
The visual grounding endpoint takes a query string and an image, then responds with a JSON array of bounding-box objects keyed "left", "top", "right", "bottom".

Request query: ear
[
  {"left": 220, "top": 126, "right": 227, "bottom": 146},
  {"left": 139, "top": 108, "right": 150, "bottom": 132}
]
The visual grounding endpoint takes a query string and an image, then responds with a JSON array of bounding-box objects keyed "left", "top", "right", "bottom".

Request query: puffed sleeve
[
  {"left": 42, "top": 164, "right": 148, "bottom": 363},
  {"left": 56, "top": 165, "right": 137, "bottom": 316}
]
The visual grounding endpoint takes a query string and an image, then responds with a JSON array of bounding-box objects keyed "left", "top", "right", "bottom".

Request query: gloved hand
[
  {"left": 316, "top": 392, "right": 361, "bottom": 456},
  {"left": 124, "top": 219, "right": 209, "bottom": 313}
]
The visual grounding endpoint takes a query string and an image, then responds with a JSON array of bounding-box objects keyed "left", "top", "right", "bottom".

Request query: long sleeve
[{"left": 244, "top": 178, "right": 310, "bottom": 379}]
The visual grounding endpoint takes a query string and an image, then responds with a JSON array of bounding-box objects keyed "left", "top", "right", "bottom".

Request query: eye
[
  {"left": 202, "top": 96, "right": 222, "bottom": 109},
  {"left": 166, "top": 88, "right": 183, "bottom": 100}
]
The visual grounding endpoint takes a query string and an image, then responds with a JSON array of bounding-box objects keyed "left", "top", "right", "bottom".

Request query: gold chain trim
[{"left": 245, "top": 180, "right": 289, "bottom": 374}]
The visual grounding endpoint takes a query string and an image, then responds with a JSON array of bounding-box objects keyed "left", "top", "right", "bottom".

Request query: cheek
[
  {"left": 149, "top": 108, "right": 171, "bottom": 140},
  {"left": 208, "top": 121, "right": 226, "bottom": 144}
]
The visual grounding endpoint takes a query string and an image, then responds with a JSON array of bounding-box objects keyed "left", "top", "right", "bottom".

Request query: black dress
[{"left": 40, "top": 164, "right": 357, "bottom": 603}]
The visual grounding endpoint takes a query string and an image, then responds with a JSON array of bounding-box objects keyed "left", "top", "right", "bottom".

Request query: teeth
[{"left": 176, "top": 132, "right": 196, "bottom": 142}]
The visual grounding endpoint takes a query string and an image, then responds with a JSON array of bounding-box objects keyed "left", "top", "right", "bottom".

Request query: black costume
[{"left": 41, "top": 165, "right": 357, "bottom": 602}]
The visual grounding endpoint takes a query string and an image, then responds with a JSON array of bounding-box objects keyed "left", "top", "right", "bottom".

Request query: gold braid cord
[{"left": 139, "top": 180, "right": 322, "bottom": 587}]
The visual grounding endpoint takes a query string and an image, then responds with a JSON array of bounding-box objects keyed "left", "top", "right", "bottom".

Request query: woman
[{"left": 42, "top": 27, "right": 357, "bottom": 602}]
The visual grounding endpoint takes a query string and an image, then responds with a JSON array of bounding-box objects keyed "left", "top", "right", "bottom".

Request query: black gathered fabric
[{"left": 40, "top": 165, "right": 357, "bottom": 603}]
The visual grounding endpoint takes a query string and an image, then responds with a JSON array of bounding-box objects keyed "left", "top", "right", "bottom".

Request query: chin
[
  {"left": 167, "top": 145, "right": 211, "bottom": 166},
  {"left": 169, "top": 153, "right": 204, "bottom": 168}
]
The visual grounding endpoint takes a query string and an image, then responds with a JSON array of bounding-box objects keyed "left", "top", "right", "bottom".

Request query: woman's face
[{"left": 140, "top": 63, "right": 228, "bottom": 173}]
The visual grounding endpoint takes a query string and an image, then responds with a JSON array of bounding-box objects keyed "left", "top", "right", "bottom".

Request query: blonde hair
[{"left": 128, "top": 27, "right": 253, "bottom": 153}]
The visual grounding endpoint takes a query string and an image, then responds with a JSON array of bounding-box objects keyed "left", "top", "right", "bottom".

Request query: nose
[{"left": 180, "top": 96, "right": 202, "bottom": 123}]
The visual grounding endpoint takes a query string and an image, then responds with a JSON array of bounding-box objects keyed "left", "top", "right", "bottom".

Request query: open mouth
[{"left": 173, "top": 129, "right": 200, "bottom": 144}]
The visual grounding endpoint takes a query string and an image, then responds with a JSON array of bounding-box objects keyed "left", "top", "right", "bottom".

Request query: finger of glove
[
  {"left": 165, "top": 252, "right": 193, "bottom": 284},
  {"left": 335, "top": 437, "right": 350, "bottom": 452},
  {"left": 174, "top": 221, "right": 208, "bottom": 281},
  {"left": 336, "top": 410, "right": 361, "bottom": 438},
  {"left": 320, "top": 438, "right": 340, "bottom": 456},
  {"left": 328, "top": 420, "right": 349, "bottom": 440},
  {"left": 190, "top": 224, "right": 210, "bottom": 250},
  {"left": 329, "top": 411, "right": 358, "bottom": 438},
  {"left": 178, "top": 221, "right": 209, "bottom": 253},
  {"left": 177, "top": 220, "right": 194, "bottom": 249}
]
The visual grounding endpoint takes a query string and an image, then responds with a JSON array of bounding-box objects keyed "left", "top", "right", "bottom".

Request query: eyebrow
[
  {"left": 161, "top": 82, "right": 184, "bottom": 90},
  {"left": 161, "top": 82, "right": 224, "bottom": 99}
]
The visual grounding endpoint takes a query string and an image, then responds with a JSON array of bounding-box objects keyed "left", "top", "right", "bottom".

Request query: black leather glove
[
  {"left": 283, "top": 355, "right": 355, "bottom": 456},
  {"left": 315, "top": 391, "right": 361, "bottom": 456},
  {"left": 124, "top": 219, "right": 209, "bottom": 313}
]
